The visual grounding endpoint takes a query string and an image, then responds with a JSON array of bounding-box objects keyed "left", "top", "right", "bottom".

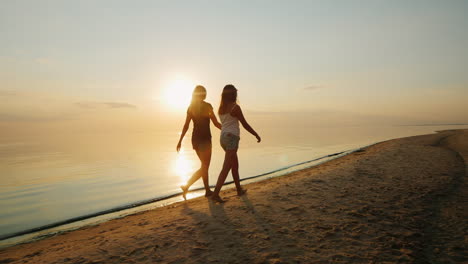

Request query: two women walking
[{"left": 176, "top": 84, "right": 261, "bottom": 203}]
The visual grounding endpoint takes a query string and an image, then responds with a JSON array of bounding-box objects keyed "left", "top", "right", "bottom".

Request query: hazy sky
[{"left": 1, "top": 0, "right": 467, "bottom": 134}]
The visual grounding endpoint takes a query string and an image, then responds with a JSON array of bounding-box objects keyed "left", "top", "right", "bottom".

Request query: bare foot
[
  {"left": 205, "top": 190, "right": 213, "bottom": 197},
  {"left": 237, "top": 189, "right": 247, "bottom": 196},
  {"left": 210, "top": 194, "right": 225, "bottom": 203},
  {"left": 180, "top": 185, "right": 188, "bottom": 200}
]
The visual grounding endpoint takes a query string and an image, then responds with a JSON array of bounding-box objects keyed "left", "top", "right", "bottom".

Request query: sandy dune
[{"left": 1, "top": 129, "right": 467, "bottom": 263}]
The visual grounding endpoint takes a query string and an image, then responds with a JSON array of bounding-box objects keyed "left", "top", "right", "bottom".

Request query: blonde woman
[{"left": 177, "top": 85, "right": 221, "bottom": 199}]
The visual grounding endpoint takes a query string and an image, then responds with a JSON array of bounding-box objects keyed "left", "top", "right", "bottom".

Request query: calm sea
[{"left": 1, "top": 124, "right": 467, "bottom": 243}]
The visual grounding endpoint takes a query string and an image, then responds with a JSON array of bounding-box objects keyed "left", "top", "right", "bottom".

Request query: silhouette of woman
[
  {"left": 211, "top": 84, "right": 261, "bottom": 203},
  {"left": 177, "top": 85, "right": 221, "bottom": 199}
]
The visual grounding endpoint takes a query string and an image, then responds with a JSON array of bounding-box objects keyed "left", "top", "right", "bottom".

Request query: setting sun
[{"left": 163, "top": 78, "right": 194, "bottom": 110}]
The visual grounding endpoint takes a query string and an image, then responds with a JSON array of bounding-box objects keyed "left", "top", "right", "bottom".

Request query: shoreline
[
  {"left": 1, "top": 127, "right": 465, "bottom": 246},
  {"left": 1, "top": 129, "right": 466, "bottom": 263},
  {"left": 0, "top": 147, "right": 357, "bottom": 247}
]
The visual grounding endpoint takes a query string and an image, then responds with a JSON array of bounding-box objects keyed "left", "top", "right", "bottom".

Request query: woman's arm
[
  {"left": 233, "top": 105, "right": 261, "bottom": 143},
  {"left": 176, "top": 111, "right": 192, "bottom": 152},
  {"left": 209, "top": 108, "right": 222, "bottom": 130}
]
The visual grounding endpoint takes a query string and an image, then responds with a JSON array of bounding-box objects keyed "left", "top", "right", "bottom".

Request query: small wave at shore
[{"left": 0, "top": 146, "right": 366, "bottom": 248}]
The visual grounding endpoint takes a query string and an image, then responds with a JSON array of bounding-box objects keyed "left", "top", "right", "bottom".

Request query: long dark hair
[
  {"left": 218, "top": 84, "right": 237, "bottom": 115},
  {"left": 190, "top": 85, "right": 207, "bottom": 116}
]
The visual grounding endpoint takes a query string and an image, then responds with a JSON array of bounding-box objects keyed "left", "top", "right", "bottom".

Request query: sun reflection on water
[{"left": 173, "top": 150, "right": 195, "bottom": 185}]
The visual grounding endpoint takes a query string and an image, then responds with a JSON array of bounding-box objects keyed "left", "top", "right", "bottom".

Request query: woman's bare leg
[
  {"left": 197, "top": 147, "right": 213, "bottom": 196},
  {"left": 231, "top": 152, "right": 245, "bottom": 195},
  {"left": 212, "top": 150, "right": 237, "bottom": 201},
  {"left": 181, "top": 147, "right": 212, "bottom": 199}
]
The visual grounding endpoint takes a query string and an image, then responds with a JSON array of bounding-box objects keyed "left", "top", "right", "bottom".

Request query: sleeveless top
[
  {"left": 220, "top": 104, "right": 240, "bottom": 137},
  {"left": 188, "top": 102, "right": 212, "bottom": 142}
]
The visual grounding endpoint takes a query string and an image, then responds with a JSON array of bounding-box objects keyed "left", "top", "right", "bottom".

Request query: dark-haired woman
[
  {"left": 211, "top": 84, "right": 261, "bottom": 203},
  {"left": 177, "top": 85, "right": 222, "bottom": 200}
]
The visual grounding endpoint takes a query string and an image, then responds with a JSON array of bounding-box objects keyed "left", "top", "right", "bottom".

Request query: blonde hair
[{"left": 190, "top": 85, "right": 207, "bottom": 117}]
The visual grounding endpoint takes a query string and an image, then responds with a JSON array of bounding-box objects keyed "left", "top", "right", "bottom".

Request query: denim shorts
[{"left": 220, "top": 132, "right": 240, "bottom": 151}]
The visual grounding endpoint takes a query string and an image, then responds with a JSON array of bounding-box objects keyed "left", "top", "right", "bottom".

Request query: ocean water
[{"left": 1, "top": 124, "right": 467, "bottom": 242}]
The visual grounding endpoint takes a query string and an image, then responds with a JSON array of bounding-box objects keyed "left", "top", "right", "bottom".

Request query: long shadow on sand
[
  {"left": 182, "top": 200, "right": 255, "bottom": 263},
  {"left": 239, "top": 194, "right": 305, "bottom": 262}
]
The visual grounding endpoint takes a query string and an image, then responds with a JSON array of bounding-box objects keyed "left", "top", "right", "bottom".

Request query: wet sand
[{"left": 1, "top": 129, "right": 467, "bottom": 263}]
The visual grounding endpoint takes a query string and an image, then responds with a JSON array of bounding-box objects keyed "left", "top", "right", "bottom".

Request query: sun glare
[
  {"left": 173, "top": 150, "right": 195, "bottom": 184},
  {"left": 163, "top": 78, "right": 194, "bottom": 110}
]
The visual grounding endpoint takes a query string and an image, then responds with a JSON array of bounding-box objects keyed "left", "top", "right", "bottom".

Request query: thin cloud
[
  {"left": 75, "top": 101, "right": 137, "bottom": 109},
  {"left": 303, "top": 85, "right": 324, "bottom": 91},
  {"left": 0, "top": 113, "right": 75, "bottom": 122},
  {"left": 75, "top": 102, "right": 98, "bottom": 109},
  {"left": 103, "top": 102, "right": 137, "bottom": 109},
  {"left": 0, "top": 90, "right": 17, "bottom": 96}
]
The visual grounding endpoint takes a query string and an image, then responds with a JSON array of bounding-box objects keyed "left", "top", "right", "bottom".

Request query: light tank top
[{"left": 220, "top": 104, "right": 240, "bottom": 137}]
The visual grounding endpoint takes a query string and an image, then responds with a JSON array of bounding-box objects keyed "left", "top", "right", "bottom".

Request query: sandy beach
[{"left": 0, "top": 129, "right": 467, "bottom": 263}]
